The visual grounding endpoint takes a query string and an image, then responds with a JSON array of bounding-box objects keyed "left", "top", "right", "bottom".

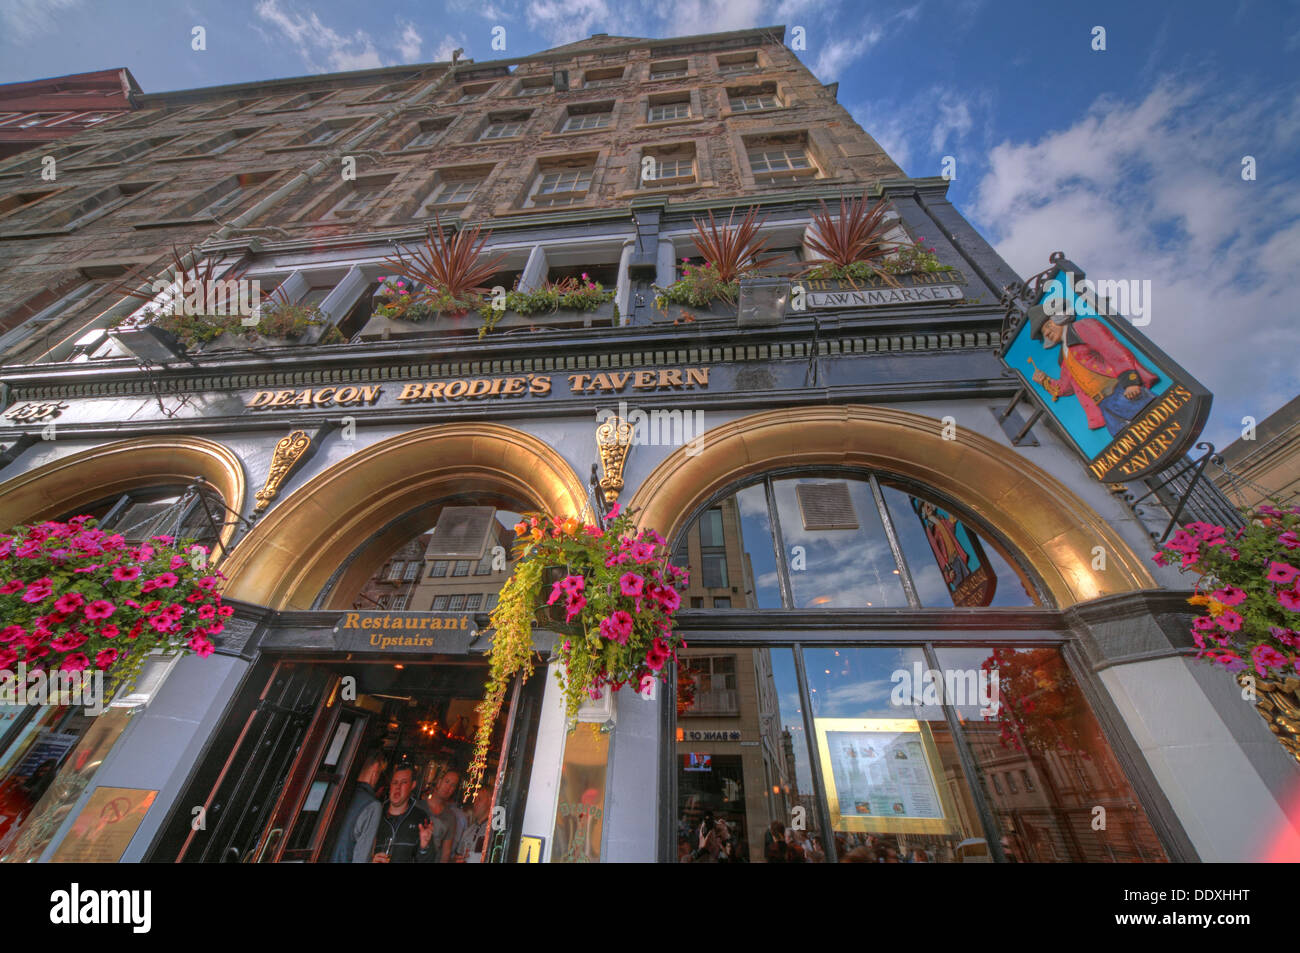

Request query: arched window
[
  {"left": 670, "top": 468, "right": 1042, "bottom": 611},
  {"left": 314, "top": 492, "right": 528, "bottom": 612}
]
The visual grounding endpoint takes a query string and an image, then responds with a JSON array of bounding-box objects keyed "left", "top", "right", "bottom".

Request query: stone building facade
[{"left": 0, "top": 26, "right": 1295, "bottom": 865}]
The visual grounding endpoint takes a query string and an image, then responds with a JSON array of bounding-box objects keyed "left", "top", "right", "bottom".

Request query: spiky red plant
[
  {"left": 381, "top": 212, "right": 507, "bottom": 304},
  {"left": 800, "top": 191, "right": 902, "bottom": 286},
  {"left": 690, "top": 207, "right": 782, "bottom": 283}
]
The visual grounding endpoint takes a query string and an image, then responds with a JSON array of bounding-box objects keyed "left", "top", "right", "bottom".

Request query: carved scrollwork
[
  {"left": 254, "top": 430, "right": 311, "bottom": 512},
  {"left": 596, "top": 416, "right": 634, "bottom": 505}
]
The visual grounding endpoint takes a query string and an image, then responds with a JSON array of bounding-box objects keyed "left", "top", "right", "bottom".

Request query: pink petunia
[
  {"left": 1191, "top": 616, "right": 1217, "bottom": 632},
  {"left": 0, "top": 625, "right": 23, "bottom": 643},
  {"left": 50, "top": 631, "right": 88, "bottom": 652},
  {"left": 112, "top": 565, "right": 141, "bottom": 582},
  {"left": 1252, "top": 644, "right": 1287, "bottom": 676},
  {"left": 0, "top": 579, "right": 24, "bottom": 594},
  {"left": 197, "top": 604, "right": 217, "bottom": 620},
  {"left": 1266, "top": 561, "right": 1300, "bottom": 585},
  {"left": 21, "top": 582, "right": 52, "bottom": 603},
  {"left": 58, "top": 653, "right": 90, "bottom": 673},
  {"left": 644, "top": 636, "right": 671, "bottom": 671},
  {"left": 188, "top": 636, "right": 215, "bottom": 659},
  {"left": 563, "top": 594, "right": 587, "bottom": 623},
  {"left": 99, "top": 624, "right": 120, "bottom": 640},
  {"left": 1216, "top": 611, "right": 1243, "bottom": 632},
  {"left": 83, "top": 599, "right": 116, "bottom": 621},
  {"left": 619, "top": 573, "right": 644, "bottom": 597},
  {"left": 1211, "top": 586, "right": 1247, "bottom": 607},
  {"left": 1279, "top": 588, "right": 1300, "bottom": 612},
  {"left": 152, "top": 572, "right": 180, "bottom": 589},
  {"left": 1279, "top": 531, "right": 1300, "bottom": 550},
  {"left": 95, "top": 648, "right": 118, "bottom": 670},
  {"left": 630, "top": 541, "right": 656, "bottom": 563},
  {"left": 598, "top": 610, "right": 634, "bottom": 644}
]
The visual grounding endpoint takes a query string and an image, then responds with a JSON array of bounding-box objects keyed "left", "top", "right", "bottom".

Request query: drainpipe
[{"left": 30, "top": 65, "right": 463, "bottom": 364}]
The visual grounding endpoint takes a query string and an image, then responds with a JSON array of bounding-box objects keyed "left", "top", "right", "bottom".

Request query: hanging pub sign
[
  {"left": 1000, "top": 253, "right": 1211, "bottom": 482},
  {"left": 908, "top": 496, "right": 996, "bottom": 607}
]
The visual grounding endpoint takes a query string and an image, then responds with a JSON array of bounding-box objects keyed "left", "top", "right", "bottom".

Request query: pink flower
[
  {"left": 0, "top": 647, "right": 16, "bottom": 669},
  {"left": 1216, "top": 611, "right": 1243, "bottom": 632},
  {"left": 51, "top": 631, "right": 88, "bottom": 651},
  {"left": 187, "top": 636, "right": 215, "bottom": 658},
  {"left": 152, "top": 572, "right": 180, "bottom": 589},
  {"left": 95, "top": 648, "right": 118, "bottom": 670},
  {"left": 619, "top": 573, "right": 644, "bottom": 597},
  {"left": 651, "top": 585, "right": 682, "bottom": 612},
  {"left": 1191, "top": 616, "right": 1217, "bottom": 632},
  {"left": 1211, "top": 586, "right": 1247, "bottom": 607},
  {"left": 1180, "top": 552, "right": 1199, "bottom": 569},
  {"left": 605, "top": 501, "right": 621, "bottom": 521},
  {"left": 1252, "top": 644, "right": 1288, "bottom": 676},
  {"left": 59, "top": 653, "right": 90, "bottom": 672},
  {"left": 21, "top": 581, "right": 52, "bottom": 603},
  {"left": 1210, "top": 651, "right": 1245, "bottom": 671},
  {"left": 645, "top": 636, "right": 671, "bottom": 671},
  {"left": 84, "top": 599, "right": 116, "bottom": 621},
  {"left": 1279, "top": 531, "right": 1300, "bottom": 550},
  {"left": 170, "top": 555, "right": 186, "bottom": 570},
  {"left": 99, "top": 624, "right": 120, "bottom": 639},
  {"left": 197, "top": 604, "right": 217, "bottom": 620},
  {"left": 1164, "top": 530, "right": 1198, "bottom": 554},
  {"left": 1279, "top": 588, "right": 1300, "bottom": 612},
  {"left": 630, "top": 541, "right": 655, "bottom": 563},
  {"left": 0, "top": 579, "right": 24, "bottom": 594},
  {"left": 218, "top": 605, "right": 234, "bottom": 618},
  {"left": 1266, "top": 561, "right": 1300, "bottom": 585},
  {"left": 563, "top": 594, "right": 587, "bottom": 623},
  {"left": 0, "top": 624, "right": 22, "bottom": 643},
  {"left": 195, "top": 575, "right": 219, "bottom": 590},
  {"left": 112, "top": 565, "right": 141, "bottom": 582},
  {"left": 598, "top": 610, "right": 634, "bottom": 644}
]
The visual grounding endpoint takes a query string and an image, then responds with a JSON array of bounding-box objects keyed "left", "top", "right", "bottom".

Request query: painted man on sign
[{"left": 1026, "top": 304, "right": 1160, "bottom": 437}]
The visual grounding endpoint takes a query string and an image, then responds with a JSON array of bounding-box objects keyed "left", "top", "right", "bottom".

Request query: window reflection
[
  {"left": 673, "top": 483, "right": 780, "bottom": 609},
  {"left": 676, "top": 648, "right": 824, "bottom": 862},
  {"left": 936, "top": 646, "right": 1167, "bottom": 862}
]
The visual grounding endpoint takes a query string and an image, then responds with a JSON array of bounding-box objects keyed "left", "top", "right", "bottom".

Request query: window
[
  {"left": 181, "top": 128, "right": 260, "bottom": 156},
  {"left": 432, "top": 596, "right": 451, "bottom": 610},
  {"left": 747, "top": 145, "right": 817, "bottom": 184},
  {"left": 416, "top": 175, "right": 480, "bottom": 214},
  {"left": 1022, "top": 770, "right": 1035, "bottom": 793},
  {"left": 0, "top": 189, "right": 59, "bottom": 220},
  {"left": 375, "top": 596, "right": 389, "bottom": 610},
  {"left": 729, "top": 91, "right": 780, "bottom": 112},
  {"left": 1006, "top": 772, "right": 1019, "bottom": 794},
  {"left": 365, "top": 84, "right": 411, "bottom": 103},
  {"left": 649, "top": 60, "right": 688, "bottom": 80},
  {"left": 18, "top": 181, "right": 157, "bottom": 232},
  {"left": 474, "top": 552, "right": 495, "bottom": 575},
  {"left": 529, "top": 163, "right": 593, "bottom": 207},
  {"left": 562, "top": 109, "right": 612, "bottom": 132},
  {"left": 992, "top": 774, "right": 1005, "bottom": 795},
  {"left": 430, "top": 560, "right": 449, "bottom": 577},
  {"left": 15, "top": 112, "right": 71, "bottom": 128},
  {"left": 584, "top": 68, "right": 624, "bottom": 88},
  {"left": 387, "top": 561, "right": 405, "bottom": 581},
  {"left": 272, "top": 91, "right": 333, "bottom": 111},
  {"left": 712, "top": 597, "right": 731, "bottom": 609},
  {"left": 465, "top": 593, "right": 483, "bottom": 610},
  {"left": 717, "top": 52, "right": 758, "bottom": 74},
  {"left": 390, "top": 594, "right": 409, "bottom": 610},
  {"left": 680, "top": 655, "right": 738, "bottom": 716},
  {"left": 403, "top": 121, "right": 448, "bottom": 149},
  {"left": 302, "top": 123, "right": 346, "bottom": 146},
  {"left": 456, "top": 83, "right": 493, "bottom": 103},
  {"left": 84, "top": 137, "right": 172, "bottom": 165},
  {"left": 648, "top": 98, "right": 691, "bottom": 122},
  {"left": 480, "top": 115, "right": 527, "bottom": 140},
  {"left": 484, "top": 592, "right": 499, "bottom": 610},
  {"left": 403, "top": 561, "right": 420, "bottom": 582},
  {"left": 452, "top": 560, "right": 471, "bottom": 577},
  {"left": 641, "top": 150, "right": 695, "bottom": 187},
  {"left": 448, "top": 594, "right": 467, "bottom": 611},
  {"left": 518, "top": 77, "right": 552, "bottom": 96},
  {"left": 322, "top": 177, "right": 388, "bottom": 219}
]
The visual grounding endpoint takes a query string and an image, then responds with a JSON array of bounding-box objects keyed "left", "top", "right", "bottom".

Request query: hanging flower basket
[
  {"left": 466, "top": 505, "right": 689, "bottom": 798},
  {"left": 0, "top": 517, "right": 229, "bottom": 699},
  {"left": 1154, "top": 504, "right": 1300, "bottom": 763}
]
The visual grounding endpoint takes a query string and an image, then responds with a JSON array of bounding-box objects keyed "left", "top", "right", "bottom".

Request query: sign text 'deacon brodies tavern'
[{"left": 1001, "top": 259, "right": 1211, "bottom": 483}]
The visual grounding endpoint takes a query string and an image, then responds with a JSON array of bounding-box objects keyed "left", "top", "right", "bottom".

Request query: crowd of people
[{"left": 330, "top": 751, "right": 492, "bottom": 863}]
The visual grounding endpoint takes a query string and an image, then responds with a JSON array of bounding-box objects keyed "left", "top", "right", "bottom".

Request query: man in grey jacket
[{"left": 330, "top": 750, "right": 387, "bottom": 863}]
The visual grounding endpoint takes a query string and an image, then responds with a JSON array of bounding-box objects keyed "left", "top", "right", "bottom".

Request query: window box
[{"left": 649, "top": 297, "right": 737, "bottom": 324}]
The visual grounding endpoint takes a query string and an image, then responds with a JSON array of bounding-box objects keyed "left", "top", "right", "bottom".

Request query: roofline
[
  {"left": 0, "top": 66, "right": 140, "bottom": 94},
  {"left": 134, "top": 24, "right": 787, "bottom": 104}
]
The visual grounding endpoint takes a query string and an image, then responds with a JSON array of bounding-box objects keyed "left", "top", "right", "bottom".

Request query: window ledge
[
  {"left": 633, "top": 117, "right": 704, "bottom": 131},
  {"left": 264, "top": 143, "right": 339, "bottom": 154},
  {"left": 498, "top": 201, "right": 598, "bottom": 217},
  {"left": 542, "top": 127, "right": 612, "bottom": 140},
  {"left": 474, "top": 135, "right": 526, "bottom": 145},
  {"left": 620, "top": 180, "right": 713, "bottom": 198},
  {"left": 641, "top": 74, "right": 698, "bottom": 85},
  {"left": 721, "top": 105, "right": 795, "bottom": 120}
]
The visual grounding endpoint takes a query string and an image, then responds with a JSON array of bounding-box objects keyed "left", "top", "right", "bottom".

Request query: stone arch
[
  {"left": 0, "top": 435, "right": 247, "bottom": 555},
  {"left": 627, "top": 406, "right": 1156, "bottom": 607},
  {"left": 219, "top": 423, "right": 589, "bottom": 610}
]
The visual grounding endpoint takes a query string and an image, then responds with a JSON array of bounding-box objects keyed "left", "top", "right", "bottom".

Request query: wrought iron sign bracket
[{"left": 991, "top": 387, "right": 1041, "bottom": 447}]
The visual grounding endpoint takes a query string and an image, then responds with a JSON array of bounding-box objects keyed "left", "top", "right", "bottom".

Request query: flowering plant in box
[
  {"left": 0, "top": 517, "right": 230, "bottom": 697},
  {"left": 466, "top": 504, "right": 689, "bottom": 797},
  {"left": 1153, "top": 504, "right": 1300, "bottom": 676}
]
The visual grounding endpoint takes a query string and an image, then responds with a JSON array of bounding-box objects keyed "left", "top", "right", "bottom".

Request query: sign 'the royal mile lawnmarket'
[
  {"left": 1001, "top": 256, "right": 1211, "bottom": 483},
  {"left": 800, "top": 269, "right": 968, "bottom": 308}
]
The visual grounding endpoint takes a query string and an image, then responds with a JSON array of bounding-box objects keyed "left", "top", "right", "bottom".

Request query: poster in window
[
  {"left": 814, "top": 718, "right": 956, "bottom": 835},
  {"left": 908, "top": 496, "right": 996, "bottom": 607}
]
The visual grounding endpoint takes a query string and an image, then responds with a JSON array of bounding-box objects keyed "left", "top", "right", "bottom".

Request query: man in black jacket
[
  {"left": 330, "top": 750, "right": 387, "bottom": 863},
  {"left": 372, "top": 765, "right": 439, "bottom": 863}
]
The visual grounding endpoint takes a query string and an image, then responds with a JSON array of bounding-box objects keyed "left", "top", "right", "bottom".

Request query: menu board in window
[{"left": 814, "top": 718, "right": 956, "bottom": 835}]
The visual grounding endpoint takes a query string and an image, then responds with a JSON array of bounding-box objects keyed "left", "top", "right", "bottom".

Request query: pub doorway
[{"left": 153, "top": 655, "right": 544, "bottom": 863}]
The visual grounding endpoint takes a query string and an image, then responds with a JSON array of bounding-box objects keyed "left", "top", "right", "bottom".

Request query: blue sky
[{"left": 1, "top": 0, "right": 1296, "bottom": 455}]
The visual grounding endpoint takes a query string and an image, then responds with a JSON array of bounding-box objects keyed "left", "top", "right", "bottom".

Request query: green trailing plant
[
  {"left": 654, "top": 261, "right": 738, "bottom": 310},
  {"left": 146, "top": 296, "right": 328, "bottom": 348},
  {"left": 371, "top": 276, "right": 477, "bottom": 323},
  {"left": 477, "top": 274, "right": 615, "bottom": 337}
]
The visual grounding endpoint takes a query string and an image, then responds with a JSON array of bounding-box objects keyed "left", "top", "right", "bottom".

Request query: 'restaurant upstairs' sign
[{"left": 1001, "top": 254, "right": 1211, "bottom": 483}]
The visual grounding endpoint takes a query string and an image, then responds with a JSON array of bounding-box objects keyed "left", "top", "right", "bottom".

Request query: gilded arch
[
  {"left": 219, "top": 423, "right": 589, "bottom": 610},
  {"left": 627, "top": 406, "right": 1156, "bottom": 608},
  {"left": 0, "top": 435, "right": 247, "bottom": 556}
]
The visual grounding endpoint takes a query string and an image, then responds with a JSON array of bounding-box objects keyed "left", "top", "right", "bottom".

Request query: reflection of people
[
  {"left": 372, "top": 765, "right": 438, "bottom": 863},
  {"left": 331, "top": 750, "right": 386, "bottom": 863},
  {"left": 453, "top": 789, "right": 492, "bottom": 863},
  {"left": 1027, "top": 305, "right": 1158, "bottom": 437},
  {"left": 424, "top": 768, "right": 466, "bottom": 864},
  {"left": 764, "top": 821, "right": 787, "bottom": 863},
  {"left": 1000, "top": 834, "right": 1024, "bottom": 863}
]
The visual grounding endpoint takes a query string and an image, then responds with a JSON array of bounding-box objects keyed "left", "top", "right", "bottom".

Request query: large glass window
[{"left": 672, "top": 470, "right": 1039, "bottom": 611}]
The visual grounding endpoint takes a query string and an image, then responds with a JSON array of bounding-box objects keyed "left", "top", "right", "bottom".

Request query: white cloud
[
  {"left": 846, "top": 101, "right": 912, "bottom": 173},
  {"left": 930, "top": 93, "right": 973, "bottom": 153},
  {"left": 669, "top": 0, "right": 766, "bottom": 37},
  {"left": 255, "top": 0, "right": 389, "bottom": 73},
  {"left": 523, "top": 0, "right": 613, "bottom": 45},
  {"left": 810, "top": 30, "right": 883, "bottom": 82},
  {"left": 0, "top": 0, "right": 82, "bottom": 42},
  {"left": 970, "top": 79, "right": 1300, "bottom": 449},
  {"left": 428, "top": 32, "right": 468, "bottom": 63},
  {"left": 396, "top": 21, "right": 422, "bottom": 62}
]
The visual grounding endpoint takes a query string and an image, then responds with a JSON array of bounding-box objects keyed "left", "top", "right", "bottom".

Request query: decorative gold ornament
[
  {"left": 1239, "top": 673, "right": 1300, "bottom": 765},
  {"left": 596, "top": 416, "right": 635, "bottom": 504},
  {"left": 254, "top": 430, "right": 311, "bottom": 512}
]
